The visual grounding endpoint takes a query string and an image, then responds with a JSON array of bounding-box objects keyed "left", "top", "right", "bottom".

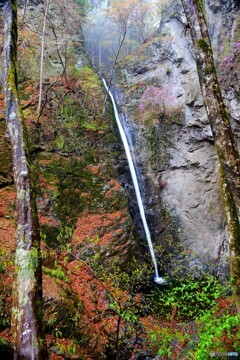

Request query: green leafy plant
[
  {"left": 152, "top": 276, "right": 229, "bottom": 321},
  {"left": 43, "top": 266, "right": 68, "bottom": 281},
  {"left": 194, "top": 310, "right": 240, "bottom": 359},
  {"left": 148, "top": 326, "right": 191, "bottom": 359},
  {"left": 145, "top": 297, "right": 239, "bottom": 360}
]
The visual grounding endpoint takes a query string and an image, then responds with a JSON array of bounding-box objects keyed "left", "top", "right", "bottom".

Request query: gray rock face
[{"left": 113, "top": 0, "right": 240, "bottom": 277}]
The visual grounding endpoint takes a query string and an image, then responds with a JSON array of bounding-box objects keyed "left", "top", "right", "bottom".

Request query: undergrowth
[{"left": 41, "top": 238, "right": 240, "bottom": 359}]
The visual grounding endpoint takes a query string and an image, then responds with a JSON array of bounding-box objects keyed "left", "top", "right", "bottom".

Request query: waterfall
[{"left": 103, "top": 79, "right": 165, "bottom": 285}]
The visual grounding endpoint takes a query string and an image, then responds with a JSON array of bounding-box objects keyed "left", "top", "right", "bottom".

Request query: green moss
[
  {"left": 71, "top": 66, "right": 101, "bottom": 91},
  {"left": 103, "top": 185, "right": 128, "bottom": 212},
  {"left": 198, "top": 0, "right": 205, "bottom": 14},
  {"left": 206, "top": 64, "right": 216, "bottom": 75},
  {"left": 54, "top": 134, "right": 65, "bottom": 150},
  {"left": 43, "top": 266, "right": 68, "bottom": 282},
  {"left": 197, "top": 38, "right": 210, "bottom": 53},
  {"left": 41, "top": 157, "right": 103, "bottom": 225},
  {"left": 144, "top": 120, "right": 172, "bottom": 171},
  {"left": 11, "top": 0, "right": 18, "bottom": 13}
]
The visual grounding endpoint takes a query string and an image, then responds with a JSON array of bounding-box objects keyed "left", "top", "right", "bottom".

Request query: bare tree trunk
[
  {"left": 37, "top": 0, "right": 51, "bottom": 117},
  {"left": 3, "top": 1, "right": 48, "bottom": 358},
  {"left": 181, "top": 0, "right": 240, "bottom": 312}
]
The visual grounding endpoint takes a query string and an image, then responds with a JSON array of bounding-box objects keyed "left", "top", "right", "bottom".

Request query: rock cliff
[{"left": 113, "top": 0, "right": 240, "bottom": 278}]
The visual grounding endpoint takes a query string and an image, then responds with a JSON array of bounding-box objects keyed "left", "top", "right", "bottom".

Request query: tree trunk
[
  {"left": 3, "top": 1, "right": 48, "bottom": 358},
  {"left": 37, "top": 0, "right": 51, "bottom": 117},
  {"left": 181, "top": 0, "right": 240, "bottom": 312}
]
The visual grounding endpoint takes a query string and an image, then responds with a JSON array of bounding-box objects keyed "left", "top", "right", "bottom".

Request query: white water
[{"left": 103, "top": 79, "right": 165, "bottom": 285}]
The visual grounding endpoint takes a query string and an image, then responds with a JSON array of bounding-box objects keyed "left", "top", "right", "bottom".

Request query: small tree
[
  {"left": 104, "top": 0, "right": 157, "bottom": 79},
  {"left": 37, "top": 0, "right": 51, "bottom": 117}
]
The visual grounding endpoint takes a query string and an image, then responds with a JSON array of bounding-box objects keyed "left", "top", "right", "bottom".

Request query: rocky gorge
[{"left": 0, "top": 0, "right": 239, "bottom": 358}]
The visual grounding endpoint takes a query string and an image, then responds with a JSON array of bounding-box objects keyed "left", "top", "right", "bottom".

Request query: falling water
[{"left": 103, "top": 79, "right": 165, "bottom": 285}]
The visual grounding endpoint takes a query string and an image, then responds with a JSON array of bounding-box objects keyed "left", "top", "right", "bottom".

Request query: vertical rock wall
[{"left": 113, "top": 0, "right": 240, "bottom": 277}]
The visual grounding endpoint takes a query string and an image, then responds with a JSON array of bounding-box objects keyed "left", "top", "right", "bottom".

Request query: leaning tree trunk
[
  {"left": 181, "top": 0, "right": 240, "bottom": 312},
  {"left": 3, "top": 1, "right": 48, "bottom": 358}
]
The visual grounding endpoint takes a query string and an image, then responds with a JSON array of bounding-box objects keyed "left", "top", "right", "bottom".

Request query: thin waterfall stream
[{"left": 103, "top": 79, "right": 165, "bottom": 285}]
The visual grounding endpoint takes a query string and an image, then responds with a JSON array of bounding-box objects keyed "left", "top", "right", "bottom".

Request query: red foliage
[
  {"left": 67, "top": 259, "right": 118, "bottom": 354},
  {"left": 73, "top": 210, "right": 126, "bottom": 247}
]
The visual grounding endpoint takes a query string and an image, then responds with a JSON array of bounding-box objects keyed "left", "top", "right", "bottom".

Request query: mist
[{"left": 82, "top": 0, "right": 162, "bottom": 77}]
